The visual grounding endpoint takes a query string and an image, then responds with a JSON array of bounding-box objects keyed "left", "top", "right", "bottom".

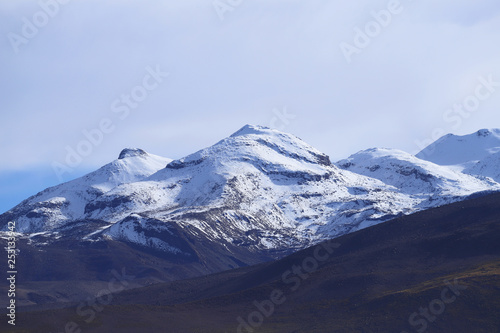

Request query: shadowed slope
[{"left": 7, "top": 192, "right": 500, "bottom": 333}]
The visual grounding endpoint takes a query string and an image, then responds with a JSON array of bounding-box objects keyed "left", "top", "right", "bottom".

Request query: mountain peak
[
  {"left": 230, "top": 124, "right": 274, "bottom": 138},
  {"left": 163, "top": 124, "right": 326, "bottom": 167},
  {"left": 118, "top": 148, "right": 148, "bottom": 159},
  {"left": 417, "top": 128, "right": 500, "bottom": 166}
]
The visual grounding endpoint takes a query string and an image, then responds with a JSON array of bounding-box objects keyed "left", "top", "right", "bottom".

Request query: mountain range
[
  {"left": 1, "top": 125, "right": 500, "bottom": 309},
  {"left": 2, "top": 126, "right": 499, "bottom": 243}
]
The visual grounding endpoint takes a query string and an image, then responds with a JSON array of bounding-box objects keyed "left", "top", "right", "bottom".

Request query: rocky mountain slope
[
  {"left": 1, "top": 126, "right": 499, "bottom": 258},
  {"left": 336, "top": 147, "right": 497, "bottom": 206}
]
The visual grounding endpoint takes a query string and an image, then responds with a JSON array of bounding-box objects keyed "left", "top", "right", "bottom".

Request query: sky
[{"left": 1, "top": 0, "right": 500, "bottom": 213}]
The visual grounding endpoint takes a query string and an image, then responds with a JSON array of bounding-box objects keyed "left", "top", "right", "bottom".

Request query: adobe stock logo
[
  {"left": 212, "top": 0, "right": 243, "bottom": 21},
  {"left": 236, "top": 240, "right": 340, "bottom": 333},
  {"left": 269, "top": 107, "right": 296, "bottom": 131},
  {"left": 442, "top": 75, "right": 499, "bottom": 130},
  {"left": 51, "top": 65, "right": 169, "bottom": 182},
  {"left": 400, "top": 278, "right": 468, "bottom": 333},
  {"left": 7, "top": 0, "right": 71, "bottom": 54},
  {"left": 412, "top": 74, "right": 499, "bottom": 156},
  {"left": 339, "top": 0, "right": 412, "bottom": 64},
  {"left": 49, "top": 268, "right": 135, "bottom": 333}
]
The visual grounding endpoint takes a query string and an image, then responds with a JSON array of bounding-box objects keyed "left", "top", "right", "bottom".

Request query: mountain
[
  {"left": 0, "top": 148, "right": 171, "bottom": 233},
  {"left": 11, "top": 191, "right": 500, "bottom": 333},
  {"left": 1, "top": 125, "right": 499, "bottom": 305},
  {"left": 337, "top": 147, "right": 498, "bottom": 207},
  {"left": 1, "top": 125, "right": 422, "bottom": 251},
  {"left": 2, "top": 125, "right": 500, "bottom": 255},
  {"left": 84, "top": 125, "right": 412, "bottom": 252},
  {"left": 416, "top": 128, "right": 500, "bottom": 168}
]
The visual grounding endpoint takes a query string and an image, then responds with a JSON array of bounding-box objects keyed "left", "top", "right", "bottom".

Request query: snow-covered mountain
[
  {"left": 86, "top": 125, "right": 413, "bottom": 251},
  {"left": 416, "top": 128, "right": 500, "bottom": 184},
  {"left": 416, "top": 128, "right": 500, "bottom": 168},
  {"left": 1, "top": 149, "right": 171, "bottom": 233},
  {"left": 337, "top": 148, "right": 498, "bottom": 207},
  {"left": 1, "top": 125, "right": 499, "bottom": 259}
]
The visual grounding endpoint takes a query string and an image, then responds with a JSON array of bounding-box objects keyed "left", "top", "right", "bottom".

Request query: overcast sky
[{"left": 1, "top": 0, "right": 500, "bottom": 213}]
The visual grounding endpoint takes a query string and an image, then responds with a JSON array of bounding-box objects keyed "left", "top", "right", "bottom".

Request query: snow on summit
[
  {"left": 2, "top": 149, "right": 171, "bottom": 232},
  {"left": 84, "top": 124, "right": 411, "bottom": 247},
  {"left": 162, "top": 124, "right": 332, "bottom": 176},
  {"left": 416, "top": 129, "right": 500, "bottom": 167},
  {"left": 337, "top": 147, "right": 497, "bottom": 199},
  {"left": 1, "top": 125, "right": 499, "bottom": 253},
  {"left": 88, "top": 148, "right": 172, "bottom": 192}
]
